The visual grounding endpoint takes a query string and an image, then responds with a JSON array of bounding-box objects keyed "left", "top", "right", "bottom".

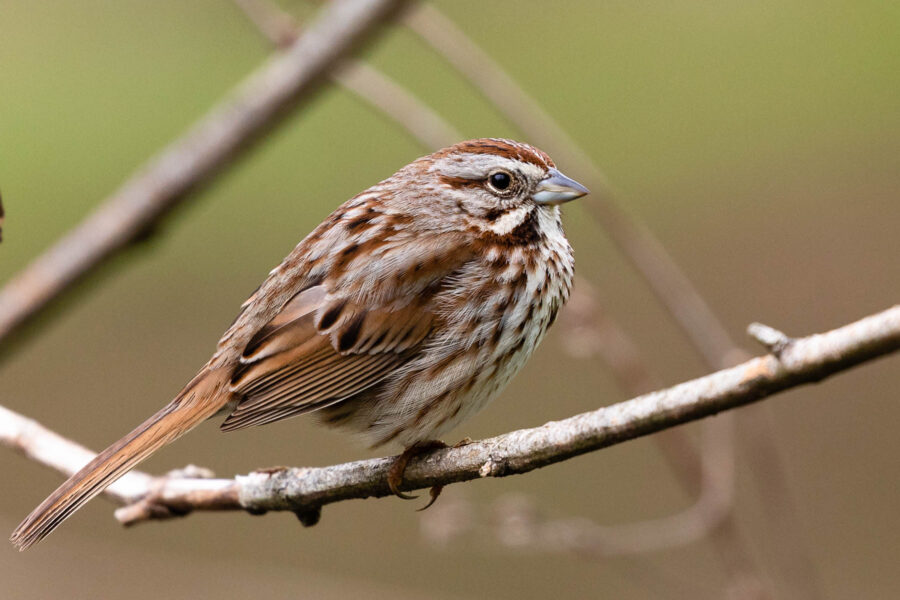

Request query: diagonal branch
[
  {"left": 232, "top": 0, "right": 460, "bottom": 149},
  {"left": 0, "top": 404, "right": 154, "bottom": 505},
  {"left": 0, "top": 0, "right": 411, "bottom": 353},
  {"left": 5, "top": 306, "right": 895, "bottom": 530}
]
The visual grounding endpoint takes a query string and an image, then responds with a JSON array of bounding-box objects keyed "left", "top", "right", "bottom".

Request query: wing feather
[{"left": 220, "top": 234, "right": 474, "bottom": 432}]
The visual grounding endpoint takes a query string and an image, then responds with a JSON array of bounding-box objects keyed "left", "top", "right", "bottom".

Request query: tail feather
[{"left": 10, "top": 371, "right": 227, "bottom": 550}]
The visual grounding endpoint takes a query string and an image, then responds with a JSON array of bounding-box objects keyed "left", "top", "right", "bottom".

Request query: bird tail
[{"left": 10, "top": 369, "right": 229, "bottom": 551}]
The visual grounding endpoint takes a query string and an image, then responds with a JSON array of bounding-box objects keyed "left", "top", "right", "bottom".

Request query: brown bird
[{"left": 11, "top": 138, "right": 587, "bottom": 550}]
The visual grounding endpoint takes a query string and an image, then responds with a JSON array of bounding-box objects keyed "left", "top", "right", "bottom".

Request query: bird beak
[{"left": 532, "top": 168, "right": 590, "bottom": 205}]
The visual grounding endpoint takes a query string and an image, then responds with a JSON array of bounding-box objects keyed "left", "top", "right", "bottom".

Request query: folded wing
[{"left": 221, "top": 235, "right": 471, "bottom": 432}]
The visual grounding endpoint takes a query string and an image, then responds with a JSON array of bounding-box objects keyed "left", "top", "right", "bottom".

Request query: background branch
[
  {"left": 0, "top": 0, "right": 410, "bottom": 355},
  {"left": 0, "top": 405, "right": 154, "bottom": 505},
  {"left": 420, "top": 412, "right": 734, "bottom": 559},
  {"left": 233, "top": 0, "right": 460, "bottom": 150}
]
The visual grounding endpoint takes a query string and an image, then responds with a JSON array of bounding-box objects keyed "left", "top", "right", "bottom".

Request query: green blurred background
[{"left": 1, "top": 1, "right": 898, "bottom": 598}]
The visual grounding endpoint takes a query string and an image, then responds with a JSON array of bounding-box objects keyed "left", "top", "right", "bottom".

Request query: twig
[
  {"left": 0, "top": 0, "right": 410, "bottom": 352},
  {"left": 5, "top": 306, "right": 893, "bottom": 529},
  {"left": 748, "top": 322, "right": 794, "bottom": 357},
  {"left": 233, "top": 0, "right": 460, "bottom": 149},
  {"left": 110, "top": 305, "right": 900, "bottom": 523},
  {"left": 0, "top": 405, "right": 154, "bottom": 504},
  {"left": 420, "top": 412, "right": 734, "bottom": 559},
  {"left": 561, "top": 280, "right": 705, "bottom": 490},
  {"left": 0, "top": 404, "right": 223, "bottom": 517}
]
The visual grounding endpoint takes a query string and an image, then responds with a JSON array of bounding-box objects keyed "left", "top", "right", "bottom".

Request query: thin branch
[
  {"left": 420, "top": 413, "right": 734, "bottom": 559},
  {"left": 5, "top": 306, "right": 893, "bottom": 530},
  {"left": 748, "top": 322, "right": 794, "bottom": 357},
  {"left": 561, "top": 280, "right": 704, "bottom": 490},
  {"left": 0, "top": 405, "right": 154, "bottom": 504},
  {"left": 233, "top": 0, "right": 460, "bottom": 149},
  {"left": 0, "top": 0, "right": 410, "bottom": 351}
]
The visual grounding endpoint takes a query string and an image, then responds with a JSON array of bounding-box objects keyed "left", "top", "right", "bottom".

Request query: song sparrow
[{"left": 11, "top": 138, "right": 587, "bottom": 549}]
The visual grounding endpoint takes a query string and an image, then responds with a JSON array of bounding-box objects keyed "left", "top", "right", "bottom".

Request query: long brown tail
[{"left": 10, "top": 369, "right": 230, "bottom": 551}]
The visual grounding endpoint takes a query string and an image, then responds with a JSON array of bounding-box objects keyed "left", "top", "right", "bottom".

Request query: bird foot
[{"left": 388, "top": 440, "right": 449, "bottom": 503}]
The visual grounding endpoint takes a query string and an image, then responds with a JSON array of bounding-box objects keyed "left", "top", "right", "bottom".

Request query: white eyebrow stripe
[{"left": 430, "top": 155, "right": 545, "bottom": 181}]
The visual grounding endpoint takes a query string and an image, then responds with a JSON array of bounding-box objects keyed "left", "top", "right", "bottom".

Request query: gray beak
[{"left": 532, "top": 168, "right": 590, "bottom": 205}]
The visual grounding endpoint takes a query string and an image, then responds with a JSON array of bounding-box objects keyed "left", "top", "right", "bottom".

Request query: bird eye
[{"left": 487, "top": 171, "right": 512, "bottom": 192}]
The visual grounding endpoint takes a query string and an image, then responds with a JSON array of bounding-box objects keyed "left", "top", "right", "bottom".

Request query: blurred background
[{"left": 1, "top": 1, "right": 898, "bottom": 598}]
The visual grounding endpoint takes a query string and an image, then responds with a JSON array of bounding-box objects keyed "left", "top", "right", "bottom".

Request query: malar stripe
[{"left": 478, "top": 210, "right": 544, "bottom": 247}]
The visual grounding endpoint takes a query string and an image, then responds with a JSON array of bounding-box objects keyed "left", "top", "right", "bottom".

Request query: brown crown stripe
[{"left": 432, "top": 138, "right": 554, "bottom": 170}]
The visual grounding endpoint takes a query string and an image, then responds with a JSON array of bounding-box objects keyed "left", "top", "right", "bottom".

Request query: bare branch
[
  {"left": 748, "top": 322, "right": 794, "bottom": 356},
  {"left": 0, "top": 405, "right": 154, "bottom": 504},
  {"left": 5, "top": 307, "right": 892, "bottom": 530},
  {"left": 233, "top": 0, "right": 300, "bottom": 47},
  {"left": 233, "top": 0, "right": 460, "bottom": 149},
  {"left": 421, "top": 413, "right": 734, "bottom": 558},
  {"left": 0, "top": 0, "right": 411, "bottom": 350},
  {"left": 560, "top": 280, "right": 708, "bottom": 490}
]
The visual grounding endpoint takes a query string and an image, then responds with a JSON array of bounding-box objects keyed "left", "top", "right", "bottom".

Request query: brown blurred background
[{"left": 1, "top": 1, "right": 898, "bottom": 598}]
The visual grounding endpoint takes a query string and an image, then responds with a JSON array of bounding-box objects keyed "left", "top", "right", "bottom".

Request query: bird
[{"left": 11, "top": 138, "right": 587, "bottom": 550}]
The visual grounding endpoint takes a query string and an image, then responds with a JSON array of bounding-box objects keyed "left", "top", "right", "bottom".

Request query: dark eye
[{"left": 488, "top": 171, "right": 512, "bottom": 192}]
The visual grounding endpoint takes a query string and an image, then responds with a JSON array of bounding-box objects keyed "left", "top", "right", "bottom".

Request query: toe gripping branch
[{"left": 387, "top": 440, "right": 450, "bottom": 510}]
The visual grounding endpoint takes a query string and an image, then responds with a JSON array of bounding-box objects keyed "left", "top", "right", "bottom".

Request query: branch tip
[{"left": 747, "top": 322, "right": 793, "bottom": 356}]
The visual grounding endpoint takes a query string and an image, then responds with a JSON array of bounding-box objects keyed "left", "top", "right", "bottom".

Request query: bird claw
[{"left": 417, "top": 485, "right": 444, "bottom": 511}]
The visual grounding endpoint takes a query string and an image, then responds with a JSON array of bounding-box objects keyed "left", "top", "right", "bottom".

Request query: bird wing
[{"left": 220, "top": 235, "right": 472, "bottom": 431}]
